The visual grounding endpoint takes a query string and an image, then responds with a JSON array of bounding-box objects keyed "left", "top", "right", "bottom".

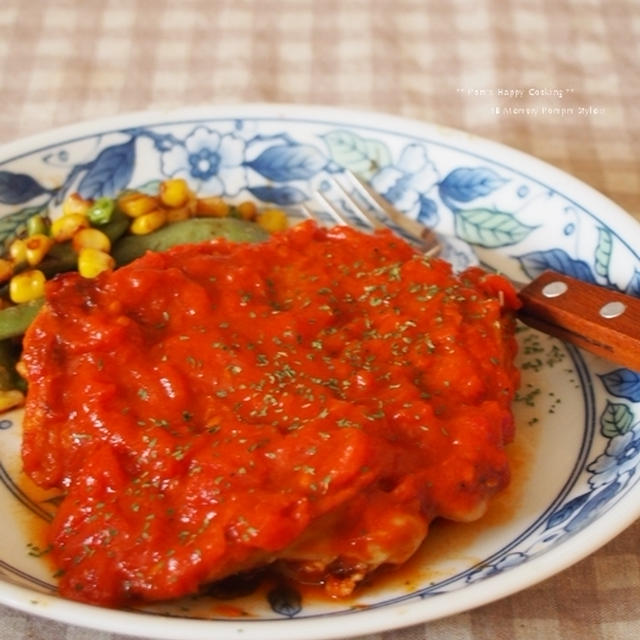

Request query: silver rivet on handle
[
  {"left": 542, "top": 281, "right": 568, "bottom": 298},
  {"left": 599, "top": 301, "right": 626, "bottom": 319}
]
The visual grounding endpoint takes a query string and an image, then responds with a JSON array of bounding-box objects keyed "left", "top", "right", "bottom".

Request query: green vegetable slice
[
  {"left": 112, "top": 217, "right": 269, "bottom": 265},
  {"left": 0, "top": 298, "right": 44, "bottom": 341}
]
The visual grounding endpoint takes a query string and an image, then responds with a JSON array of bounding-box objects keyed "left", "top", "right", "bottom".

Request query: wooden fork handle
[{"left": 517, "top": 270, "right": 640, "bottom": 371}]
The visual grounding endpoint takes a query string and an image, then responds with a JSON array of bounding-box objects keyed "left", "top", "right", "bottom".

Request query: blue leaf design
[
  {"left": 517, "top": 249, "right": 597, "bottom": 283},
  {"left": 600, "top": 401, "right": 634, "bottom": 438},
  {"left": 134, "top": 179, "right": 162, "bottom": 195},
  {"left": 416, "top": 195, "right": 438, "bottom": 227},
  {"left": 594, "top": 227, "right": 612, "bottom": 280},
  {"left": 0, "top": 171, "right": 50, "bottom": 205},
  {"left": 77, "top": 139, "right": 136, "bottom": 199},
  {"left": 248, "top": 185, "right": 308, "bottom": 205},
  {"left": 438, "top": 167, "right": 507, "bottom": 203},
  {"left": 625, "top": 269, "right": 640, "bottom": 297},
  {"left": 454, "top": 208, "right": 535, "bottom": 248},
  {"left": 565, "top": 479, "right": 623, "bottom": 533},
  {"left": 546, "top": 492, "right": 590, "bottom": 530},
  {"left": 267, "top": 583, "right": 302, "bottom": 617},
  {"left": 246, "top": 132, "right": 299, "bottom": 147},
  {"left": 53, "top": 164, "right": 85, "bottom": 205},
  {"left": 321, "top": 130, "right": 391, "bottom": 177},
  {"left": 599, "top": 369, "right": 640, "bottom": 402},
  {"left": 246, "top": 144, "right": 327, "bottom": 182},
  {"left": 0, "top": 205, "right": 47, "bottom": 244}
]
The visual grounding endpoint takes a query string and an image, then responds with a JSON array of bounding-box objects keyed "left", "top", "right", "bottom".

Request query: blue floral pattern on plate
[{"left": 0, "top": 106, "right": 639, "bottom": 638}]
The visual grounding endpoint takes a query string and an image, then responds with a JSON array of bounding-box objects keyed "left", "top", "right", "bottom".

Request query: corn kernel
[
  {"left": 160, "top": 178, "right": 190, "bottom": 208},
  {"left": 24, "top": 234, "right": 54, "bottom": 266},
  {"left": 77, "top": 248, "right": 115, "bottom": 278},
  {"left": 165, "top": 206, "right": 192, "bottom": 223},
  {"left": 9, "top": 269, "right": 46, "bottom": 303},
  {"left": 62, "top": 192, "right": 92, "bottom": 217},
  {"left": 51, "top": 213, "right": 89, "bottom": 242},
  {"left": 165, "top": 189, "right": 197, "bottom": 222},
  {"left": 8, "top": 238, "right": 27, "bottom": 264},
  {"left": 0, "top": 259, "right": 13, "bottom": 282},
  {"left": 234, "top": 201, "right": 258, "bottom": 221},
  {"left": 118, "top": 192, "right": 159, "bottom": 218},
  {"left": 185, "top": 193, "right": 198, "bottom": 216},
  {"left": 0, "top": 389, "right": 25, "bottom": 413},
  {"left": 130, "top": 210, "right": 167, "bottom": 235},
  {"left": 257, "top": 208, "right": 288, "bottom": 233},
  {"left": 195, "top": 196, "right": 229, "bottom": 218},
  {"left": 15, "top": 359, "right": 27, "bottom": 379},
  {"left": 72, "top": 228, "right": 111, "bottom": 253}
]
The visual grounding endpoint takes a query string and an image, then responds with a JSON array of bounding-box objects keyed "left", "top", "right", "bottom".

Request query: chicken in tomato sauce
[{"left": 20, "top": 220, "right": 520, "bottom": 606}]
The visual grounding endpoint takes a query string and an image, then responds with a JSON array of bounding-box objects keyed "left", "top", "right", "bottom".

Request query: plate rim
[{"left": 3, "top": 103, "right": 638, "bottom": 252}]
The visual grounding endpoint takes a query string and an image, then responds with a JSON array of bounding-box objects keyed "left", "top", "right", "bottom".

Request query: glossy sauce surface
[{"left": 20, "top": 221, "right": 520, "bottom": 606}]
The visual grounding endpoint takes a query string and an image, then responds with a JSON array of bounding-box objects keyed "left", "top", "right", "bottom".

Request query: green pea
[
  {"left": 87, "top": 197, "right": 115, "bottom": 225},
  {"left": 26, "top": 214, "right": 49, "bottom": 237}
]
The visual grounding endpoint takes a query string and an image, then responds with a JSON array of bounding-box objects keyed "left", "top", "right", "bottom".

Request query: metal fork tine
[
  {"left": 301, "top": 199, "right": 352, "bottom": 227},
  {"left": 344, "top": 172, "right": 403, "bottom": 225},
  {"left": 314, "top": 191, "right": 353, "bottom": 226},
  {"left": 328, "top": 178, "right": 385, "bottom": 230},
  {"left": 307, "top": 171, "right": 441, "bottom": 258},
  {"left": 345, "top": 171, "right": 441, "bottom": 257},
  {"left": 300, "top": 203, "right": 319, "bottom": 220}
]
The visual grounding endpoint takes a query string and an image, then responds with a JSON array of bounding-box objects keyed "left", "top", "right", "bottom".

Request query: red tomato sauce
[{"left": 20, "top": 221, "right": 520, "bottom": 606}]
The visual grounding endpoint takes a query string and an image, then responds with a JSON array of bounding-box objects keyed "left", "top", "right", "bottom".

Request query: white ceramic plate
[{"left": 0, "top": 104, "right": 639, "bottom": 640}]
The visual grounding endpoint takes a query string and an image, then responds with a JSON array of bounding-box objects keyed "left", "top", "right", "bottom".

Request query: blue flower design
[
  {"left": 369, "top": 143, "right": 439, "bottom": 225},
  {"left": 587, "top": 423, "right": 640, "bottom": 489},
  {"left": 161, "top": 126, "right": 246, "bottom": 196}
]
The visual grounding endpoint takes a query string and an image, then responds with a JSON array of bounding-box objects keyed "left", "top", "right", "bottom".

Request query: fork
[{"left": 302, "top": 171, "right": 640, "bottom": 371}]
